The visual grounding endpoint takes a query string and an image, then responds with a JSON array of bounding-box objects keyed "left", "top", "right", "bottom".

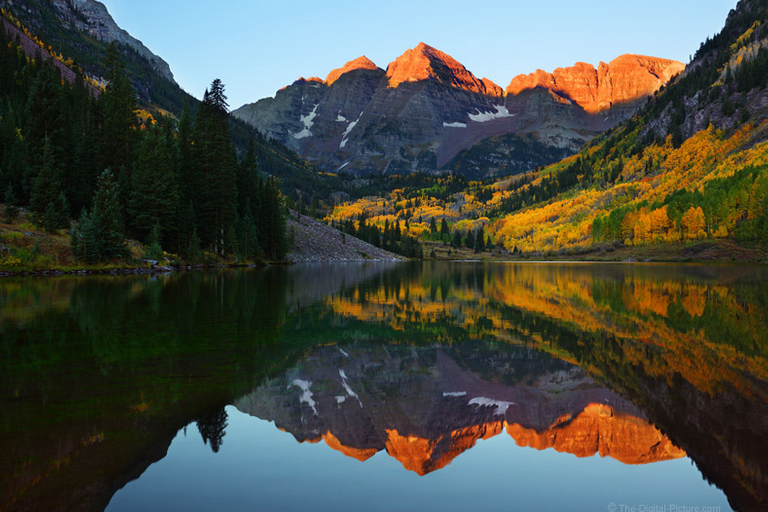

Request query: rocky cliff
[
  {"left": 507, "top": 54, "right": 686, "bottom": 117},
  {"left": 2, "top": 0, "right": 175, "bottom": 82},
  {"left": 62, "top": 0, "right": 174, "bottom": 81},
  {"left": 233, "top": 44, "right": 683, "bottom": 178}
]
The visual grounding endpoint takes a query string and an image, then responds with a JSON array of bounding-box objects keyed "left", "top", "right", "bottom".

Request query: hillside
[
  {"left": 326, "top": 0, "right": 768, "bottom": 259},
  {"left": 233, "top": 44, "right": 682, "bottom": 178}
]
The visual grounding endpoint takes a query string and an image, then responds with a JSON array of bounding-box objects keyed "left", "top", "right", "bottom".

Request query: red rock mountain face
[
  {"left": 325, "top": 56, "right": 380, "bottom": 86},
  {"left": 506, "top": 54, "right": 686, "bottom": 113},
  {"left": 386, "top": 42, "right": 503, "bottom": 96}
]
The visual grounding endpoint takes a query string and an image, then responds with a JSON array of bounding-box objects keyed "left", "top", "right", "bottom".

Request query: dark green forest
[{"left": 0, "top": 22, "right": 288, "bottom": 263}]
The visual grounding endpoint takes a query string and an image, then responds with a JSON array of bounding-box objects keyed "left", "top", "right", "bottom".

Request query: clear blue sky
[{"left": 100, "top": 0, "right": 738, "bottom": 109}]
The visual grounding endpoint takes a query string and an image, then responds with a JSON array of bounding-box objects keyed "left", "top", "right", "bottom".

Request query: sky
[{"left": 99, "top": 0, "right": 739, "bottom": 110}]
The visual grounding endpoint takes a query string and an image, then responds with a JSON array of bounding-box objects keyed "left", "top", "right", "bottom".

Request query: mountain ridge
[
  {"left": 233, "top": 44, "right": 683, "bottom": 178},
  {"left": 507, "top": 54, "right": 686, "bottom": 114}
]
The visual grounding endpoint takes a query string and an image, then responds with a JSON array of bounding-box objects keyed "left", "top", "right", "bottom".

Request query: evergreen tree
[
  {"left": 236, "top": 138, "right": 258, "bottom": 215},
  {"left": 465, "top": 230, "right": 475, "bottom": 249},
  {"left": 258, "top": 176, "right": 288, "bottom": 260},
  {"left": 188, "top": 227, "right": 202, "bottom": 263},
  {"left": 92, "top": 169, "right": 128, "bottom": 259},
  {"left": 24, "top": 56, "right": 67, "bottom": 200},
  {"left": 176, "top": 103, "right": 196, "bottom": 253},
  {"left": 235, "top": 214, "right": 260, "bottom": 260},
  {"left": 440, "top": 218, "right": 449, "bottom": 237},
  {"left": 100, "top": 43, "right": 137, "bottom": 174},
  {"left": 130, "top": 118, "right": 180, "bottom": 245},
  {"left": 475, "top": 226, "right": 486, "bottom": 253},
  {"left": 72, "top": 210, "right": 104, "bottom": 264},
  {"left": 142, "top": 222, "right": 163, "bottom": 260},
  {"left": 451, "top": 230, "right": 461, "bottom": 248},
  {"left": 4, "top": 184, "right": 19, "bottom": 222},
  {"left": 30, "top": 139, "right": 69, "bottom": 230},
  {"left": 192, "top": 80, "right": 237, "bottom": 254},
  {"left": 43, "top": 193, "right": 69, "bottom": 233}
]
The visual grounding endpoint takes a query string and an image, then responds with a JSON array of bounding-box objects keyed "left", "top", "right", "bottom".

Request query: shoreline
[{"left": 2, "top": 255, "right": 766, "bottom": 278}]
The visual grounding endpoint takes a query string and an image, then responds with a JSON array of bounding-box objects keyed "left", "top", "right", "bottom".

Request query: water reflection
[
  {"left": 0, "top": 263, "right": 766, "bottom": 512},
  {"left": 235, "top": 341, "right": 685, "bottom": 475}
]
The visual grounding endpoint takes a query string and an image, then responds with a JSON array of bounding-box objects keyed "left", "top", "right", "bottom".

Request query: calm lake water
[{"left": 1, "top": 262, "right": 767, "bottom": 512}]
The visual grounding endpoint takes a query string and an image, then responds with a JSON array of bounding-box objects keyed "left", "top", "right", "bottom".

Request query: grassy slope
[{"left": 0, "top": 206, "right": 156, "bottom": 272}]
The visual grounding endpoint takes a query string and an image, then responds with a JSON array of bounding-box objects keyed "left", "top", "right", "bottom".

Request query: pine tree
[
  {"left": 258, "top": 176, "right": 288, "bottom": 260},
  {"left": 24, "top": 56, "right": 66, "bottom": 200},
  {"left": 72, "top": 210, "right": 104, "bottom": 264},
  {"left": 143, "top": 222, "right": 163, "bottom": 260},
  {"left": 43, "top": 193, "right": 69, "bottom": 233},
  {"left": 451, "top": 230, "right": 461, "bottom": 248},
  {"left": 475, "top": 226, "right": 486, "bottom": 253},
  {"left": 236, "top": 138, "right": 258, "bottom": 215},
  {"left": 30, "top": 139, "right": 69, "bottom": 230},
  {"left": 93, "top": 169, "right": 128, "bottom": 259},
  {"left": 130, "top": 118, "right": 180, "bottom": 244},
  {"left": 4, "top": 184, "right": 19, "bottom": 222},
  {"left": 235, "top": 215, "right": 260, "bottom": 260},
  {"left": 440, "top": 218, "right": 449, "bottom": 237},
  {"left": 100, "top": 43, "right": 137, "bottom": 174},
  {"left": 175, "top": 102, "right": 196, "bottom": 252},
  {"left": 465, "top": 230, "right": 475, "bottom": 249},
  {"left": 192, "top": 80, "right": 237, "bottom": 254}
]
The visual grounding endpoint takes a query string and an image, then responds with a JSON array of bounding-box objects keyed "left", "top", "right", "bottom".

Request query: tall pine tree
[
  {"left": 192, "top": 80, "right": 237, "bottom": 255},
  {"left": 129, "top": 117, "right": 180, "bottom": 246}
]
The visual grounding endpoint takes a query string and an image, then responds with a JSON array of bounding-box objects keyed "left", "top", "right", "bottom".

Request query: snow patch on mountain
[
  {"left": 468, "top": 105, "right": 515, "bottom": 123},
  {"left": 340, "top": 113, "right": 362, "bottom": 149},
  {"left": 292, "top": 104, "right": 319, "bottom": 139}
]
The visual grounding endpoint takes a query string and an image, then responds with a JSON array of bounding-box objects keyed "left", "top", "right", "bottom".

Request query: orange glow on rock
[
  {"left": 506, "top": 403, "right": 686, "bottom": 464},
  {"left": 323, "top": 432, "right": 378, "bottom": 462}
]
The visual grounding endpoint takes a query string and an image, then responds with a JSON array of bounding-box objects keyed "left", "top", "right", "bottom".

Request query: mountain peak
[
  {"left": 325, "top": 56, "right": 380, "bottom": 85},
  {"left": 506, "top": 54, "right": 684, "bottom": 113},
  {"left": 386, "top": 43, "right": 501, "bottom": 96}
]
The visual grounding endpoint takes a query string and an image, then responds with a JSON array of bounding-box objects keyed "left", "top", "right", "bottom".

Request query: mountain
[
  {"left": 1, "top": 0, "right": 186, "bottom": 109},
  {"left": 233, "top": 43, "right": 683, "bottom": 178},
  {"left": 56, "top": 0, "right": 174, "bottom": 81}
]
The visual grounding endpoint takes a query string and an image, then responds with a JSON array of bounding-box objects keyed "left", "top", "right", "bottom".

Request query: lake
[{"left": 1, "top": 262, "right": 766, "bottom": 512}]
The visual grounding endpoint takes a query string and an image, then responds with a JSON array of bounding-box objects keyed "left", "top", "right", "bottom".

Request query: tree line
[{"left": 331, "top": 216, "right": 424, "bottom": 258}]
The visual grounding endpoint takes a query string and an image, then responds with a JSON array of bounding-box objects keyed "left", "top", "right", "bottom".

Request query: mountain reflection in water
[
  {"left": 0, "top": 262, "right": 766, "bottom": 512},
  {"left": 235, "top": 342, "right": 685, "bottom": 475}
]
